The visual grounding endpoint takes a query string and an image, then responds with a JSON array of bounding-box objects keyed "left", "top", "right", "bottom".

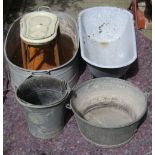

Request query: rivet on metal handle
[
  {"left": 38, "top": 6, "right": 52, "bottom": 12},
  {"left": 15, "top": 86, "right": 18, "bottom": 91}
]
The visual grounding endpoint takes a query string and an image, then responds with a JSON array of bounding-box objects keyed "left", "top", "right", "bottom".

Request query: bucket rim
[
  {"left": 70, "top": 77, "right": 147, "bottom": 129},
  {"left": 15, "top": 76, "right": 71, "bottom": 108}
]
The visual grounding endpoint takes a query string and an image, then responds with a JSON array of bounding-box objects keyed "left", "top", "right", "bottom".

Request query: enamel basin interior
[{"left": 78, "top": 7, "right": 137, "bottom": 68}]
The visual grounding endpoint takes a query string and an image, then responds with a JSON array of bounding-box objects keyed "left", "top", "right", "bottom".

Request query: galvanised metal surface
[
  {"left": 4, "top": 19, "right": 152, "bottom": 155},
  {"left": 70, "top": 77, "right": 147, "bottom": 148},
  {"left": 74, "top": 114, "right": 139, "bottom": 148},
  {"left": 16, "top": 76, "right": 70, "bottom": 139},
  {"left": 4, "top": 11, "right": 79, "bottom": 90}
]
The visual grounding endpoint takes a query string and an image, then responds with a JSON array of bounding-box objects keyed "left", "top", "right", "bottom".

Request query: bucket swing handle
[{"left": 38, "top": 6, "right": 51, "bottom": 12}]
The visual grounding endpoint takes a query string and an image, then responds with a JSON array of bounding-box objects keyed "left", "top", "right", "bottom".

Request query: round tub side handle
[{"left": 66, "top": 103, "right": 72, "bottom": 110}]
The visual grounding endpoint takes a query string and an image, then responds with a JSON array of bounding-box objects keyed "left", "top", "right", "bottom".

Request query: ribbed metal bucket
[
  {"left": 16, "top": 76, "right": 70, "bottom": 139},
  {"left": 70, "top": 77, "right": 147, "bottom": 148},
  {"left": 4, "top": 11, "right": 79, "bottom": 90}
]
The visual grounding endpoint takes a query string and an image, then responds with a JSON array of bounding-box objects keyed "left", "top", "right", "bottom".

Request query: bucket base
[
  {"left": 77, "top": 123, "right": 135, "bottom": 148},
  {"left": 29, "top": 126, "right": 64, "bottom": 139}
]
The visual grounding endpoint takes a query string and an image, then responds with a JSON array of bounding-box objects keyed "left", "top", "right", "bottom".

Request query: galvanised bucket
[
  {"left": 70, "top": 77, "right": 147, "bottom": 148},
  {"left": 16, "top": 76, "right": 70, "bottom": 139}
]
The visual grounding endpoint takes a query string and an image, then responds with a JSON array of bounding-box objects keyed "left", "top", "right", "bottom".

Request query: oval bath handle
[
  {"left": 38, "top": 6, "right": 52, "bottom": 12},
  {"left": 31, "top": 70, "right": 50, "bottom": 76}
]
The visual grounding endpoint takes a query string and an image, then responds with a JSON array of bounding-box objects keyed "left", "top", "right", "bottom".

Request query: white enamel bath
[{"left": 78, "top": 7, "right": 137, "bottom": 77}]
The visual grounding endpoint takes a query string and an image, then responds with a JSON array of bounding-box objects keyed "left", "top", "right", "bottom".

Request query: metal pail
[
  {"left": 16, "top": 76, "right": 70, "bottom": 139},
  {"left": 70, "top": 77, "right": 147, "bottom": 148}
]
